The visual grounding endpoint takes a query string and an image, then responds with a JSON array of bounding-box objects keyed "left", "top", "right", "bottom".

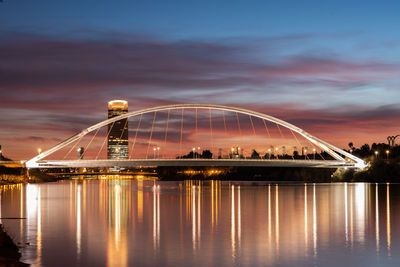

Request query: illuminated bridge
[{"left": 25, "top": 104, "right": 366, "bottom": 169}]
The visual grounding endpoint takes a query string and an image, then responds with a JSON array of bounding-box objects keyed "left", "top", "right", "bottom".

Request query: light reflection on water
[{"left": 0, "top": 180, "right": 399, "bottom": 266}]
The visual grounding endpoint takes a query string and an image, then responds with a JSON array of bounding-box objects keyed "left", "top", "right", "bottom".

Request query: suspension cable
[
  {"left": 222, "top": 110, "right": 227, "bottom": 136},
  {"left": 262, "top": 119, "right": 272, "bottom": 157},
  {"left": 129, "top": 113, "right": 143, "bottom": 159},
  {"left": 209, "top": 108, "right": 214, "bottom": 154},
  {"left": 63, "top": 134, "right": 84, "bottom": 160},
  {"left": 319, "top": 151, "right": 326, "bottom": 160},
  {"left": 96, "top": 121, "right": 115, "bottom": 160},
  {"left": 262, "top": 119, "right": 271, "bottom": 138},
  {"left": 195, "top": 108, "right": 198, "bottom": 135},
  {"left": 163, "top": 109, "right": 170, "bottom": 158},
  {"left": 195, "top": 108, "right": 198, "bottom": 153},
  {"left": 290, "top": 129, "right": 302, "bottom": 160},
  {"left": 249, "top": 115, "right": 256, "bottom": 135},
  {"left": 236, "top": 112, "right": 242, "bottom": 137},
  {"left": 81, "top": 127, "right": 100, "bottom": 159},
  {"left": 247, "top": 115, "right": 259, "bottom": 157},
  {"left": 276, "top": 123, "right": 285, "bottom": 139},
  {"left": 303, "top": 135, "right": 319, "bottom": 160},
  {"left": 179, "top": 108, "right": 184, "bottom": 157},
  {"left": 222, "top": 110, "right": 228, "bottom": 152},
  {"left": 235, "top": 112, "right": 244, "bottom": 157},
  {"left": 146, "top": 112, "right": 157, "bottom": 159},
  {"left": 274, "top": 124, "right": 286, "bottom": 159}
]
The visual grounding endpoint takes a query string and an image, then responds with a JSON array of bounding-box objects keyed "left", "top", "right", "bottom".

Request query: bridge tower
[{"left": 107, "top": 100, "right": 129, "bottom": 159}]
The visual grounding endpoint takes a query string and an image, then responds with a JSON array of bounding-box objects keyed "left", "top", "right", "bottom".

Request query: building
[{"left": 107, "top": 100, "right": 129, "bottom": 159}]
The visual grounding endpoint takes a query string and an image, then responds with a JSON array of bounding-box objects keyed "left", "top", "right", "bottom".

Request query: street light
[
  {"left": 374, "top": 150, "right": 379, "bottom": 159},
  {"left": 153, "top": 147, "right": 157, "bottom": 159},
  {"left": 197, "top": 147, "right": 200, "bottom": 159},
  {"left": 77, "top": 147, "right": 84, "bottom": 159},
  {"left": 313, "top": 148, "right": 316, "bottom": 160},
  {"left": 37, "top": 148, "right": 42, "bottom": 155},
  {"left": 386, "top": 150, "right": 390, "bottom": 160},
  {"left": 304, "top": 149, "right": 307, "bottom": 160},
  {"left": 192, "top": 147, "right": 196, "bottom": 159},
  {"left": 157, "top": 147, "right": 160, "bottom": 158},
  {"left": 268, "top": 148, "right": 271, "bottom": 159}
]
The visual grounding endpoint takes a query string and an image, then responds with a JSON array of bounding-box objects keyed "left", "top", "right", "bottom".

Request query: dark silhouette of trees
[
  {"left": 178, "top": 149, "right": 213, "bottom": 159},
  {"left": 348, "top": 142, "right": 354, "bottom": 151},
  {"left": 201, "top": 150, "right": 213, "bottom": 159},
  {"left": 251, "top": 149, "right": 260, "bottom": 159}
]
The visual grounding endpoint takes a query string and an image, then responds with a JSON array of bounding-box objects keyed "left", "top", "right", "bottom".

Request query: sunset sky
[{"left": 1, "top": 0, "right": 400, "bottom": 160}]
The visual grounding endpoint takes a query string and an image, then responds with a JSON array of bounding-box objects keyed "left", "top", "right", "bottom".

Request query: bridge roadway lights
[
  {"left": 29, "top": 159, "right": 358, "bottom": 169},
  {"left": 24, "top": 104, "right": 367, "bottom": 170}
]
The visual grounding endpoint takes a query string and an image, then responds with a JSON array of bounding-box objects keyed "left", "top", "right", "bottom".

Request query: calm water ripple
[{"left": 1, "top": 180, "right": 399, "bottom": 267}]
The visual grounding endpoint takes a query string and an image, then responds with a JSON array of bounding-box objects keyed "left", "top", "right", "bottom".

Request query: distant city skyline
[{"left": 0, "top": 0, "right": 400, "bottom": 159}]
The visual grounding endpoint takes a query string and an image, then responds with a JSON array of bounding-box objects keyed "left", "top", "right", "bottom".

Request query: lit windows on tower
[{"left": 107, "top": 100, "right": 129, "bottom": 159}]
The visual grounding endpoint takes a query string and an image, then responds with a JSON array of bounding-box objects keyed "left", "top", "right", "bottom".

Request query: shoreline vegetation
[
  {"left": 332, "top": 159, "right": 400, "bottom": 182},
  {"left": 0, "top": 167, "right": 60, "bottom": 185}
]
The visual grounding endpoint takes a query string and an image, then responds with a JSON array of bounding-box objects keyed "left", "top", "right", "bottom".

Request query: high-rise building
[{"left": 107, "top": 100, "right": 129, "bottom": 159}]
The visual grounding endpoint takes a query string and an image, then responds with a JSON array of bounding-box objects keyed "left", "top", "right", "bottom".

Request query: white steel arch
[{"left": 25, "top": 104, "right": 367, "bottom": 169}]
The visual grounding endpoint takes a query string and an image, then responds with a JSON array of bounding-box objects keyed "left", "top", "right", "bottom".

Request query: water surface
[{"left": 1, "top": 180, "right": 399, "bottom": 266}]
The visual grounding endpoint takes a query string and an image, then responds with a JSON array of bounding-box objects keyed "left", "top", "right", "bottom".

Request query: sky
[{"left": 1, "top": 0, "right": 400, "bottom": 160}]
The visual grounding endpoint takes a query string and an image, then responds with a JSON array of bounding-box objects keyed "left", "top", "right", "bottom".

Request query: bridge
[
  {"left": 30, "top": 159, "right": 356, "bottom": 169},
  {"left": 24, "top": 104, "right": 366, "bottom": 169}
]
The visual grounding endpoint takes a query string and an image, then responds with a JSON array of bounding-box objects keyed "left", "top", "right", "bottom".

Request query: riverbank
[
  {"left": 0, "top": 167, "right": 61, "bottom": 185},
  {"left": 0, "top": 224, "right": 28, "bottom": 266},
  {"left": 332, "top": 159, "right": 400, "bottom": 182},
  {"left": 2, "top": 160, "right": 400, "bottom": 183},
  {"left": 157, "top": 166, "right": 336, "bottom": 182}
]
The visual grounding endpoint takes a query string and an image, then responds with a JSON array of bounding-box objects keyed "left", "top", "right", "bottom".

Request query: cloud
[
  {"left": 5, "top": 136, "right": 62, "bottom": 143},
  {"left": 1, "top": 31, "right": 398, "bottom": 98},
  {"left": 1, "top": 31, "right": 399, "bottom": 159}
]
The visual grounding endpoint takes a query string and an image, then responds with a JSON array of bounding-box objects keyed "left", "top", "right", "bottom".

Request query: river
[{"left": 0, "top": 179, "right": 399, "bottom": 266}]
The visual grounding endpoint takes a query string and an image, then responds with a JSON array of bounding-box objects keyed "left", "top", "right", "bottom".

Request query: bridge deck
[{"left": 33, "top": 159, "right": 355, "bottom": 168}]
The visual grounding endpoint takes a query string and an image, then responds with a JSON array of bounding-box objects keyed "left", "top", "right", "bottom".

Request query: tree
[
  {"left": 348, "top": 142, "right": 354, "bottom": 149},
  {"left": 201, "top": 150, "right": 213, "bottom": 159},
  {"left": 251, "top": 149, "right": 260, "bottom": 159}
]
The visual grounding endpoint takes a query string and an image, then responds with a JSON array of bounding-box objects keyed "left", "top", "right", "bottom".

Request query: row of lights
[
  {"left": 374, "top": 150, "right": 390, "bottom": 159},
  {"left": 43, "top": 146, "right": 394, "bottom": 160},
  {"left": 153, "top": 147, "right": 160, "bottom": 158},
  {"left": 37, "top": 146, "right": 319, "bottom": 157}
]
